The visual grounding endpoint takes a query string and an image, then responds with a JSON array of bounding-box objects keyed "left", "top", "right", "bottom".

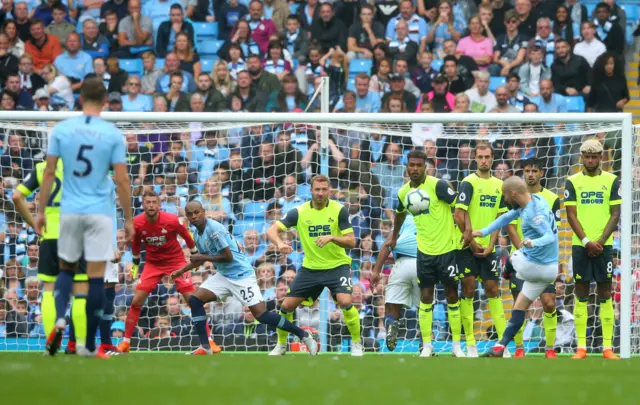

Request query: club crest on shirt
[
  {"left": 161, "top": 228, "right": 167, "bottom": 234},
  {"left": 328, "top": 218, "right": 334, "bottom": 223}
]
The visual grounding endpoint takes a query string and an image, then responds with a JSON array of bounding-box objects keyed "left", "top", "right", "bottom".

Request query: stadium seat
[
  {"left": 489, "top": 76, "right": 506, "bottom": 93},
  {"left": 349, "top": 59, "right": 373, "bottom": 76},
  {"left": 232, "top": 219, "right": 266, "bottom": 238},
  {"left": 119, "top": 59, "right": 143, "bottom": 76},
  {"left": 297, "top": 184, "right": 311, "bottom": 200},
  {"left": 199, "top": 40, "right": 224, "bottom": 57},
  {"left": 243, "top": 201, "right": 270, "bottom": 220},
  {"left": 289, "top": 3, "right": 300, "bottom": 14},
  {"left": 622, "top": 5, "right": 639, "bottom": 23},
  {"left": 431, "top": 59, "right": 443, "bottom": 72},
  {"left": 194, "top": 22, "right": 218, "bottom": 39},
  {"left": 155, "top": 58, "right": 165, "bottom": 70},
  {"left": 585, "top": 3, "right": 596, "bottom": 18},
  {"left": 346, "top": 77, "right": 356, "bottom": 91},
  {"left": 200, "top": 57, "right": 218, "bottom": 73},
  {"left": 565, "top": 96, "right": 585, "bottom": 112}
]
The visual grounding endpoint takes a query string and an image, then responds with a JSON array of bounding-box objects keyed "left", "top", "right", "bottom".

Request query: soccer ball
[{"left": 405, "top": 188, "right": 430, "bottom": 215}]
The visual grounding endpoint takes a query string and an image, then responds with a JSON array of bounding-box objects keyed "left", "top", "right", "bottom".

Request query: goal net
[{"left": 0, "top": 110, "right": 635, "bottom": 358}]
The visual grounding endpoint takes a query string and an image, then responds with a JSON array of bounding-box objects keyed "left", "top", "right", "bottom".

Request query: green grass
[{"left": 2, "top": 353, "right": 640, "bottom": 405}]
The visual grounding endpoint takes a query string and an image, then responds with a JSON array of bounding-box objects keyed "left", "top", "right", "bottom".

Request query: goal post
[{"left": 0, "top": 110, "right": 635, "bottom": 358}]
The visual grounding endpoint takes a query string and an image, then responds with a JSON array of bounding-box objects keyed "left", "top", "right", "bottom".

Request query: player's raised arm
[
  {"left": 474, "top": 209, "right": 520, "bottom": 238},
  {"left": 266, "top": 208, "right": 298, "bottom": 254},
  {"left": 12, "top": 168, "right": 39, "bottom": 229}
]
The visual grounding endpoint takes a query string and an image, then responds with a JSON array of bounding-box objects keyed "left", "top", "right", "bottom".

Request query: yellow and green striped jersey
[
  {"left": 511, "top": 187, "right": 561, "bottom": 253},
  {"left": 564, "top": 170, "right": 621, "bottom": 247},
  {"left": 396, "top": 176, "right": 457, "bottom": 256},
  {"left": 455, "top": 173, "right": 508, "bottom": 249},
  {"left": 16, "top": 160, "right": 64, "bottom": 241},
  {"left": 277, "top": 200, "right": 353, "bottom": 270}
]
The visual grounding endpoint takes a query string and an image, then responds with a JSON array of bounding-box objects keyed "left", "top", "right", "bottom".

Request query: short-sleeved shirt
[
  {"left": 456, "top": 36, "right": 493, "bottom": 70},
  {"left": 348, "top": 21, "right": 385, "bottom": 51},
  {"left": 54, "top": 51, "right": 94, "bottom": 81},
  {"left": 277, "top": 200, "right": 353, "bottom": 270},
  {"left": 393, "top": 215, "right": 417, "bottom": 259},
  {"left": 397, "top": 176, "right": 457, "bottom": 256},
  {"left": 494, "top": 32, "right": 529, "bottom": 62},
  {"left": 511, "top": 187, "right": 560, "bottom": 253},
  {"left": 564, "top": 170, "right": 621, "bottom": 247},
  {"left": 15, "top": 160, "right": 64, "bottom": 240},
  {"left": 122, "top": 93, "right": 153, "bottom": 112},
  {"left": 46, "top": 115, "right": 126, "bottom": 216},
  {"left": 118, "top": 15, "right": 153, "bottom": 43},
  {"left": 455, "top": 173, "right": 508, "bottom": 248},
  {"left": 193, "top": 218, "right": 254, "bottom": 280}
]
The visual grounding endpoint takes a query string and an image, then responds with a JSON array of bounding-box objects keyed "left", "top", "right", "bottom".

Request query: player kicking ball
[
  {"left": 171, "top": 201, "right": 317, "bottom": 355},
  {"left": 472, "top": 177, "right": 559, "bottom": 358},
  {"left": 371, "top": 216, "right": 419, "bottom": 352},
  {"left": 117, "top": 192, "right": 221, "bottom": 354}
]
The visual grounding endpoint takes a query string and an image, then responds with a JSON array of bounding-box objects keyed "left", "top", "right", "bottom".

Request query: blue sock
[
  {"left": 54, "top": 270, "right": 74, "bottom": 323},
  {"left": 384, "top": 314, "right": 396, "bottom": 329},
  {"left": 85, "top": 278, "right": 105, "bottom": 352},
  {"left": 499, "top": 309, "right": 525, "bottom": 348},
  {"left": 257, "top": 311, "right": 305, "bottom": 339},
  {"left": 100, "top": 287, "right": 116, "bottom": 347},
  {"left": 188, "top": 295, "right": 210, "bottom": 350}
]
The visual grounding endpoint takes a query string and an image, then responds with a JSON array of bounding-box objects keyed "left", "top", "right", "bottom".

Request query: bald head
[
  {"left": 503, "top": 176, "right": 527, "bottom": 194},
  {"left": 185, "top": 200, "right": 206, "bottom": 228}
]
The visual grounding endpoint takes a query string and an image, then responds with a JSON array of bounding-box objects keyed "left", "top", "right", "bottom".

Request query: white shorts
[
  {"left": 200, "top": 272, "right": 264, "bottom": 307},
  {"left": 511, "top": 250, "right": 558, "bottom": 301},
  {"left": 385, "top": 256, "right": 420, "bottom": 308},
  {"left": 104, "top": 261, "right": 119, "bottom": 283},
  {"left": 58, "top": 214, "right": 114, "bottom": 263}
]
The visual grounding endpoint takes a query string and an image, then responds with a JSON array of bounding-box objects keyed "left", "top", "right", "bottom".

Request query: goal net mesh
[{"left": 0, "top": 115, "right": 636, "bottom": 355}]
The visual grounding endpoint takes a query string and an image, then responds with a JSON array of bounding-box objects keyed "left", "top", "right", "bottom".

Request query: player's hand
[
  {"left": 170, "top": 270, "right": 184, "bottom": 281},
  {"left": 586, "top": 241, "right": 603, "bottom": 257},
  {"left": 111, "top": 250, "right": 121, "bottom": 264},
  {"left": 471, "top": 230, "right": 484, "bottom": 238},
  {"left": 386, "top": 237, "right": 398, "bottom": 250},
  {"left": 276, "top": 243, "right": 293, "bottom": 254},
  {"left": 370, "top": 271, "right": 381, "bottom": 292},
  {"left": 474, "top": 245, "right": 493, "bottom": 258},
  {"left": 470, "top": 240, "right": 484, "bottom": 254},
  {"left": 124, "top": 220, "right": 134, "bottom": 243},
  {"left": 315, "top": 235, "right": 333, "bottom": 248},
  {"left": 522, "top": 238, "right": 534, "bottom": 248},
  {"left": 34, "top": 215, "right": 46, "bottom": 236},
  {"left": 130, "top": 263, "right": 139, "bottom": 279}
]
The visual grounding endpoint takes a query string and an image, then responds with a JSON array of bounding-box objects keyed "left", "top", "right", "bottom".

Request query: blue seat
[
  {"left": 201, "top": 57, "right": 218, "bottom": 73},
  {"left": 289, "top": 3, "right": 300, "bottom": 14},
  {"left": 349, "top": 59, "right": 373, "bottom": 76},
  {"left": 232, "top": 219, "right": 266, "bottom": 238},
  {"left": 194, "top": 22, "right": 218, "bottom": 39},
  {"left": 243, "top": 201, "right": 270, "bottom": 220},
  {"left": 622, "top": 5, "right": 639, "bottom": 24},
  {"left": 431, "top": 59, "right": 443, "bottom": 72},
  {"left": 488, "top": 76, "right": 506, "bottom": 93},
  {"left": 119, "top": 59, "right": 143, "bottom": 76},
  {"left": 297, "top": 184, "right": 311, "bottom": 200},
  {"left": 155, "top": 58, "right": 165, "bottom": 70},
  {"left": 346, "top": 77, "right": 356, "bottom": 91},
  {"left": 585, "top": 3, "right": 596, "bottom": 18},
  {"left": 199, "top": 40, "right": 224, "bottom": 57},
  {"left": 565, "top": 96, "right": 585, "bottom": 112}
]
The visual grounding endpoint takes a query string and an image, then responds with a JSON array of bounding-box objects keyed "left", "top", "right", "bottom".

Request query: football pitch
[{"left": 2, "top": 353, "right": 640, "bottom": 405}]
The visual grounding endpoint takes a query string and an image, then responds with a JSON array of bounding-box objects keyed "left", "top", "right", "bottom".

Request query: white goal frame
[{"left": 0, "top": 110, "right": 633, "bottom": 358}]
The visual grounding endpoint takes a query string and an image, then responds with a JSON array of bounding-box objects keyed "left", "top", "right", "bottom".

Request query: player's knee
[
  {"left": 484, "top": 284, "right": 499, "bottom": 298},
  {"left": 336, "top": 295, "right": 352, "bottom": 309},
  {"left": 574, "top": 283, "right": 590, "bottom": 299},
  {"left": 597, "top": 284, "right": 612, "bottom": 300},
  {"left": 60, "top": 259, "right": 76, "bottom": 271},
  {"left": 541, "top": 295, "right": 555, "bottom": 313},
  {"left": 420, "top": 289, "right": 434, "bottom": 304},
  {"left": 461, "top": 279, "right": 475, "bottom": 297},
  {"left": 131, "top": 293, "right": 147, "bottom": 307}
]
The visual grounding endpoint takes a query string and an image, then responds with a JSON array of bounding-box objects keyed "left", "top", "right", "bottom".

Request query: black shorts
[
  {"left": 572, "top": 245, "right": 614, "bottom": 284},
  {"left": 38, "top": 239, "right": 87, "bottom": 283},
  {"left": 416, "top": 250, "right": 459, "bottom": 288},
  {"left": 457, "top": 248, "right": 500, "bottom": 282},
  {"left": 287, "top": 265, "right": 352, "bottom": 300}
]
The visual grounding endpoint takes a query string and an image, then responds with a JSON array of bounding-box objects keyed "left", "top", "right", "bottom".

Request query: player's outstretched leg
[
  {"left": 182, "top": 291, "right": 222, "bottom": 353},
  {"left": 250, "top": 302, "right": 318, "bottom": 356},
  {"left": 271, "top": 310, "right": 294, "bottom": 356},
  {"left": 46, "top": 268, "right": 75, "bottom": 356}
]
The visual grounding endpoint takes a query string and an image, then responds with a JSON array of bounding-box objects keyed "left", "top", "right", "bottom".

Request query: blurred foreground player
[
  {"left": 171, "top": 201, "right": 317, "bottom": 355},
  {"left": 117, "top": 191, "right": 221, "bottom": 353},
  {"left": 37, "top": 76, "right": 134, "bottom": 358}
]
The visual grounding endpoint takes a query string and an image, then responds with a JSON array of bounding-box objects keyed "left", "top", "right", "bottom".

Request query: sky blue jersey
[
  {"left": 109, "top": 178, "right": 117, "bottom": 248},
  {"left": 193, "top": 218, "right": 254, "bottom": 280},
  {"left": 47, "top": 115, "right": 126, "bottom": 216},
  {"left": 393, "top": 215, "right": 417, "bottom": 259},
  {"left": 480, "top": 194, "right": 558, "bottom": 265}
]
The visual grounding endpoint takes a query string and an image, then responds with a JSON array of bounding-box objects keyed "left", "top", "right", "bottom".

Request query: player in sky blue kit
[
  {"left": 371, "top": 216, "right": 418, "bottom": 352},
  {"left": 36, "top": 77, "right": 134, "bottom": 358},
  {"left": 471, "top": 177, "right": 559, "bottom": 358},
  {"left": 170, "top": 200, "right": 318, "bottom": 355}
]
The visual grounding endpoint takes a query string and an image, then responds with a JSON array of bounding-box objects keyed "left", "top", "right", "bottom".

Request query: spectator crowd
[{"left": 0, "top": 0, "right": 636, "bottom": 351}]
